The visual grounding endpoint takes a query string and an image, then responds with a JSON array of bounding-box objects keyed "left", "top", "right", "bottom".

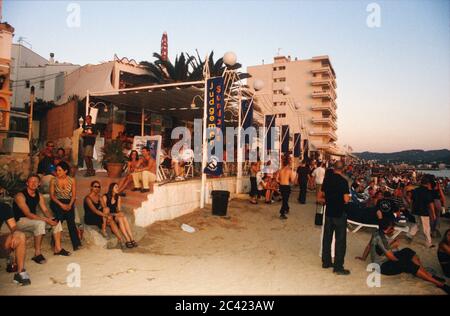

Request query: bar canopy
[{"left": 90, "top": 81, "right": 205, "bottom": 121}]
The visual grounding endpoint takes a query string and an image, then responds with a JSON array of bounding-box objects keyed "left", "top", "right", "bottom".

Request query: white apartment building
[{"left": 247, "top": 55, "right": 341, "bottom": 160}]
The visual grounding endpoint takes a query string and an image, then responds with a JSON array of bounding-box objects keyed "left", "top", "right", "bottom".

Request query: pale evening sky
[{"left": 3, "top": 0, "right": 450, "bottom": 152}]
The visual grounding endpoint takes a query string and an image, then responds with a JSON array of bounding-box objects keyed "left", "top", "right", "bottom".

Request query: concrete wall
[{"left": 134, "top": 177, "right": 250, "bottom": 228}]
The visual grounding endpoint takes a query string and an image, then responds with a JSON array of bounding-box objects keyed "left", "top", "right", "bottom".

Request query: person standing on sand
[
  {"left": 277, "top": 154, "right": 297, "bottom": 220},
  {"left": 296, "top": 160, "right": 310, "bottom": 204},
  {"left": 319, "top": 160, "right": 351, "bottom": 275}
]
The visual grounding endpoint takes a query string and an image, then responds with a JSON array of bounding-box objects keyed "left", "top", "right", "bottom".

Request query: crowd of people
[
  {"left": 2, "top": 119, "right": 450, "bottom": 293},
  {"left": 247, "top": 156, "right": 449, "bottom": 293}
]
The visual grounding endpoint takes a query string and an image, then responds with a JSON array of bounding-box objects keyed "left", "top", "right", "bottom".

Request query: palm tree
[
  {"left": 140, "top": 51, "right": 251, "bottom": 84},
  {"left": 139, "top": 52, "right": 195, "bottom": 83}
]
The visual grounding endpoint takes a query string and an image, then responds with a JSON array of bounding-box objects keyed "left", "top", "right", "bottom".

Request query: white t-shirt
[{"left": 312, "top": 166, "right": 326, "bottom": 185}]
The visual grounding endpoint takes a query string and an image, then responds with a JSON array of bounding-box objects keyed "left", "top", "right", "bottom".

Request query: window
[
  {"left": 273, "top": 78, "right": 286, "bottom": 83},
  {"left": 273, "top": 66, "right": 286, "bottom": 71},
  {"left": 25, "top": 80, "right": 30, "bottom": 88},
  {"left": 277, "top": 113, "right": 286, "bottom": 118},
  {"left": 273, "top": 90, "right": 283, "bottom": 95},
  {"left": 39, "top": 80, "right": 45, "bottom": 89}
]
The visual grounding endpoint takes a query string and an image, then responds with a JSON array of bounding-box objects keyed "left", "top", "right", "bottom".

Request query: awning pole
[
  {"left": 236, "top": 78, "right": 242, "bottom": 195},
  {"left": 141, "top": 108, "right": 144, "bottom": 136},
  {"left": 85, "top": 89, "right": 89, "bottom": 116},
  {"left": 200, "top": 55, "right": 209, "bottom": 209},
  {"left": 200, "top": 78, "right": 208, "bottom": 209}
]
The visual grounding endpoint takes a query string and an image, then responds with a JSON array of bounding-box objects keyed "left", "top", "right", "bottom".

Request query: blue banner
[
  {"left": 303, "top": 139, "right": 309, "bottom": 160},
  {"left": 293, "top": 133, "right": 301, "bottom": 157},
  {"left": 281, "top": 125, "right": 289, "bottom": 154},
  {"left": 204, "top": 77, "right": 224, "bottom": 176},
  {"left": 265, "top": 115, "right": 275, "bottom": 152},
  {"left": 241, "top": 99, "right": 253, "bottom": 130}
]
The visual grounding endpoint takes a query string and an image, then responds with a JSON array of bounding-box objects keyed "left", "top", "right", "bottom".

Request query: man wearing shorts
[
  {"left": 13, "top": 174, "right": 68, "bottom": 264},
  {"left": 0, "top": 202, "right": 30, "bottom": 285}
]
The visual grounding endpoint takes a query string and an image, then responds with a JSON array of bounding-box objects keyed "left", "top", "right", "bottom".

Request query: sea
[{"left": 417, "top": 169, "right": 450, "bottom": 178}]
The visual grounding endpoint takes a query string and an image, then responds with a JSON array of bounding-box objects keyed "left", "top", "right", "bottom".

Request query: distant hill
[{"left": 354, "top": 149, "right": 450, "bottom": 164}]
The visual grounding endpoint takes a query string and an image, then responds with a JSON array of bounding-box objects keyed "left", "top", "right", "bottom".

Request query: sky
[{"left": 3, "top": 0, "right": 450, "bottom": 152}]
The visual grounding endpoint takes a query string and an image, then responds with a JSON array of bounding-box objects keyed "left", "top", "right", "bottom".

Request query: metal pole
[
  {"left": 28, "top": 86, "right": 35, "bottom": 142},
  {"left": 236, "top": 76, "right": 242, "bottom": 195},
  {"left": 200, "top": 77, "right": 208, "bottom": 209},
  {"left": 141, "top": 108, "right": 144, "bottom": 136},
  {"left": 85, "top": 90, "right": 89, "bottom": 116}
]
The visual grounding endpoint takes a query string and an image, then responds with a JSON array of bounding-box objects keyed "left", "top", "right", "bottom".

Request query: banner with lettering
[{"left": 203, "top": 77, "right": 224, "bottom": 176}]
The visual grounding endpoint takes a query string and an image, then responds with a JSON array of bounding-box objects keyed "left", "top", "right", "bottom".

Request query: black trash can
[{"left": 211, "top": 190, "right": 230, "bottom": 216}]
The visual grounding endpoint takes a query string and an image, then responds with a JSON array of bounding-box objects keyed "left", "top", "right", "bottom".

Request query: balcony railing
[{"left": 312, "top": 118, "right": 338, "bottom": 130}]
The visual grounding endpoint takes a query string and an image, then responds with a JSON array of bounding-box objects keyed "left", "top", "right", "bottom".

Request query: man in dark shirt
[
  {"left": 319, "top": 161, "right": 351, "bottom": 275},
  {"left": 376, "top": 191, "right": 398, "bottom": 222},
  {"left": 81, "top": 115, "right": 97, "bottom": 177},
  {"left": 296, "top": 160, "right": 310, "bottom": 204},
  {"left": 407, "top": 175, "right": 436, "bottom": 248},
  {"left": 0, "top": 202, "right": 31, "bottom": 285}
]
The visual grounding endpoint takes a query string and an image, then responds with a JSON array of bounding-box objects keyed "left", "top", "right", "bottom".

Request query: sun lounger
[{"left": 347, "top": 219, "right": 409, "bottom": 240}]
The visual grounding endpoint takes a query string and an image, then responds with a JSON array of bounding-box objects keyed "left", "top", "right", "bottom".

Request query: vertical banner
[
  {"left": 241, "top": 99, "right": 253, "bottom": 130},
  {"left": 303, "top": 139, "right": 309, "bottom": 160},
  {"left": 281, "top": 125, "right": 289, "bottom": 154},
  {"left": 293, "top": 133, "right": 302, "bottom": 157},
  {"left": 151, "top": 113, "right": 162, "bottom": 134},
  {"left": 203, "top": 77, "right": 224, "bottom": 176},
  {"left": 264, "top": 115, "right": 275, "bottom": 152}
]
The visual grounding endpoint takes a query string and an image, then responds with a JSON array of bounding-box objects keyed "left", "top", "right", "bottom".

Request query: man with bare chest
[{"left": 277, "top": 155, "right": 297, "bottom": 220}]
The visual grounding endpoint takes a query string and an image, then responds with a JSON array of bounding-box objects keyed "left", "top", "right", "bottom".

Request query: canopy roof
[{"left": 90, "top": 81, "right": 205, "bottom": 121}]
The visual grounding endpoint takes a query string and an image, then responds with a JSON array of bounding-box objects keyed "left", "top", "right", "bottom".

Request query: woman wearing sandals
[
  {"left": 50, "top": 161, "right": 82, "bottom": 252},
  {"left": 84, "top": 181, "right": 125, "bottom": 246},
  {"left": 117, "top": 150, "right": 141, "bottom": 196},
  {"left": 103, "top": 183, "right": 137, "bottom": 248}
]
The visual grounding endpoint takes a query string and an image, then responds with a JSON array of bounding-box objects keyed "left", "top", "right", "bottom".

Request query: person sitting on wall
[
  {"left": 118, "top": 150, "right": 141, "bottom": 196},
  {"left": 13, "top": 174, "right": 68, "bottom": 263},
  {"left": 172, "top": 144, "right": 194, "bottom": 181},
  {"left": 37, "top": 141, "right": 55, "bottom": 176},
  {"left": 132, "top": 147, "right": 156, "bottom": 193},
  {"left": 0, "top": 202, "right": 31, "bottom": 286}
]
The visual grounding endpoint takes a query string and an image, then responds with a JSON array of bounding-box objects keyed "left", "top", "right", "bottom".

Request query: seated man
[
  {"left": 356, "top": 219, "right": 449, "bottom": 294},
  {"left": 37, "top": 141, "right": 55, "bottom": 176},
  {"left": 172, "top": 144, "right": 194, "bottom": 181},
  {"left": 0, "top": 202, "right": 30, "bottom": 286},
  {"left": 13, "top": 174, "right": 69, "bottom": 264},
  {"left": 132, "top": 147, "right": 157, "bottom": 193}
]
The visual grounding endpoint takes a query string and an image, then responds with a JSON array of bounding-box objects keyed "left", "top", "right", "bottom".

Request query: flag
[
  {"left": 281, "top": 125, "right": 289, "bottom": 153},
  {"left": 264, "top": 115, "right": 275, "bottom": 152},
  {"left": 293, "top": 133, "right": 301, "bottom": 157}
]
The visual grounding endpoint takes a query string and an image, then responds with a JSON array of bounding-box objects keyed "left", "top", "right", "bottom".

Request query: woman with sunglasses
[
  {"left": 117, "top": 150, "right": 141, "bottom": 196},
  {"left": 84, "top": 181, "right": 124, "bottom": 244},
  {"left": 103, "top": 183, "right": 137, "bottom": 248},
  {"left": 50, "top": 161, "right": 81, "bottom": 252}
]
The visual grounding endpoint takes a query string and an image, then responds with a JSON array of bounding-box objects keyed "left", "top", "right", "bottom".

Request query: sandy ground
[{"left": 0, "top": 191, "right": 448, "bottom": 295}]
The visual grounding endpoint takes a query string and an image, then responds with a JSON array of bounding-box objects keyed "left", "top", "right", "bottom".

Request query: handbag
[{"left": 315, "top": 203, "right": 324, "bottom": 226}]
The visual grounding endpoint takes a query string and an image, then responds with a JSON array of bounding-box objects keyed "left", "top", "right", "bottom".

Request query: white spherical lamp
[
  {"left": 282, "top": 86, "right": 291, "bottom": 95},
  {"left": 223, "top": 51, "right": 237, "bottom": 66},
  {"left": 253, "top": 79, "right": 265, "bottom": 91}
]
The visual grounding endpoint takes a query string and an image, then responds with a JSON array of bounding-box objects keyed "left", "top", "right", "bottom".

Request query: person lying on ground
[{"left": 356, "top": 219, "right": 449, "bottom": 294}]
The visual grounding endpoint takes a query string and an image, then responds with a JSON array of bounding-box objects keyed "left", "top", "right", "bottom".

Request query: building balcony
[
  {"left": 309, "top": 130, "right": 338, "bottom": 141},
  {"left": 311, "top": 79, "right": 332, "bottom": 88},
  {"left": 0, "top": 63, "right": 10, "bottom": 76},
  {"left": 311, "top": 67, "right": 333, "bottom": 78},
  {"left": 312, "top": 90, "right": 332, "bottom": 99},
  {"left": 312, "top": 118, "right": 337, "bottom": 130},
  {"left": 311, "top": 104, "right": 337, "bottom": 119}
]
